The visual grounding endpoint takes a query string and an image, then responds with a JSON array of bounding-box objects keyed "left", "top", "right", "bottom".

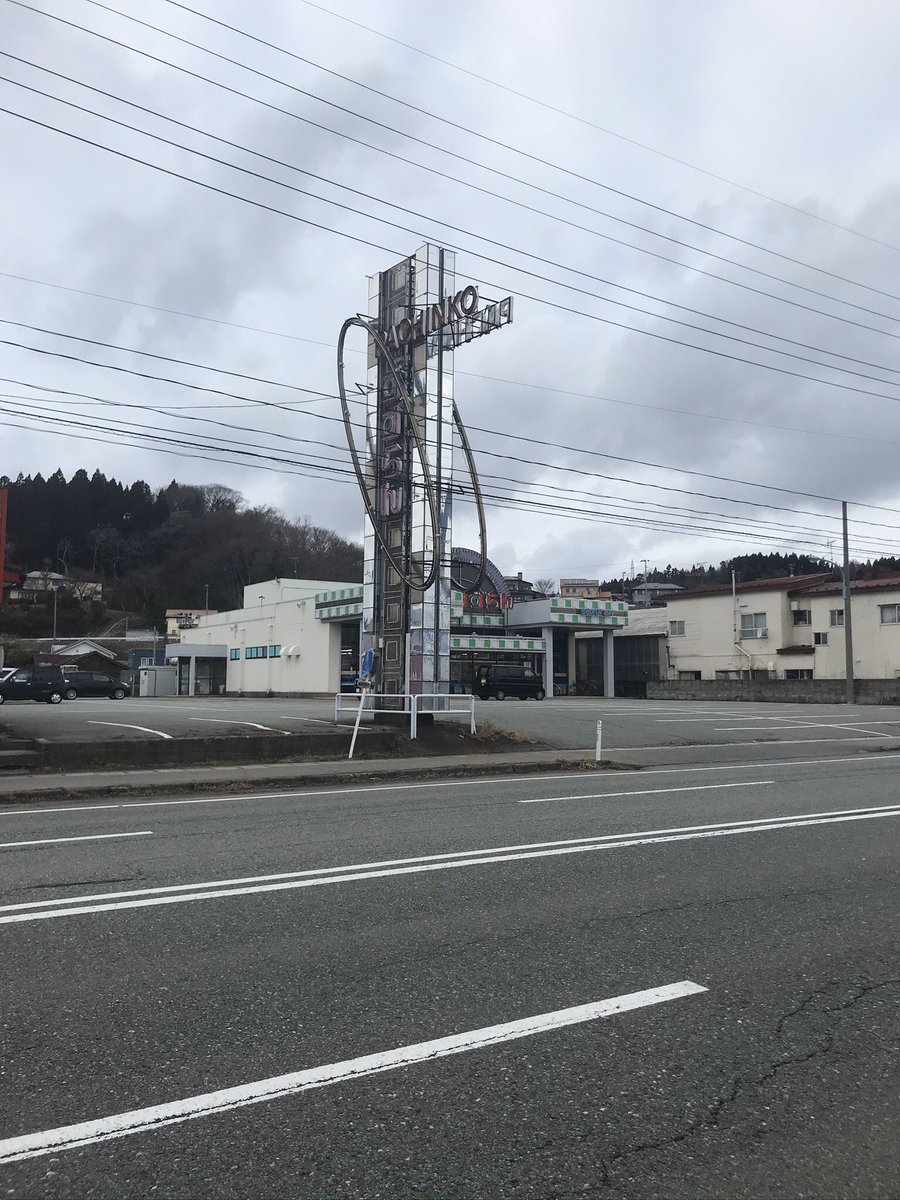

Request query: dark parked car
[
  {"left": 62, "top": 671, "right": 130, "bottom": 700},
  {"left": 475, "top": 663, "right": 545, "bottom": 700},
  {"left": 0, "top": 665, "right": 65, "bottom": 704}
]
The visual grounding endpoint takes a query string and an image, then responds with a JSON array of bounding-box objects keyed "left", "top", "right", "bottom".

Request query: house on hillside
[
  {"left": 8, "top": 572, "right": 102, "bottom": 603},
  {"left": 631, "top": 581, "right": 683, "bottom": 607},
  {"left": 165, "top": 608, "right": 218, "bottom": 638}
]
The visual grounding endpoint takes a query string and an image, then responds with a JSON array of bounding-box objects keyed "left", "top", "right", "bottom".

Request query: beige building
[
  {"left": 559, "top": 578, "right": 608, "bottom": 600},
  {"left": 664, "top": 573, "right": 900, "bottom": 681},
  {"left": 165, "top": 608, "right": 218, "bottom": 639}
]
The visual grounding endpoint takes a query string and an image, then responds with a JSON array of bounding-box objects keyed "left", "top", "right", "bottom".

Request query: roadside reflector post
[{"left": 595, "top": 720, "right": 602, "bottom": 763}]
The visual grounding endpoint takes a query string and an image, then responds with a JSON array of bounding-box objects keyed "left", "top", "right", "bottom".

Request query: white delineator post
[{"left": 595, "top": 720, "right": 603, "bottom": 763}]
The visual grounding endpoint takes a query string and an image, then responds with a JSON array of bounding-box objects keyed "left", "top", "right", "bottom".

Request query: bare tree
[{"left": 535, "top": 576, "right": 557, "bottom": 596}]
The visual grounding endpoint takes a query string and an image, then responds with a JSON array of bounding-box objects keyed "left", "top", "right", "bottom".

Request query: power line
[
  {"left": 135, "top": 0, "right": 900, "bottom": 302},
  {"left": 295, "top": 0, "right": 900, "bottom": 256},
  {"left": 6, "top": 316, "right": 900, "bottom": 521},
  {"left": 7, "top": 351, "right": 900, "bottom": 542},
  {"left": 10, "top": 0, "right": 900, "bottom": 330},
  {"left": 6, "top": 404, "right": 887, "bottom": 557},
  {"left": 4, "top": 269, "right": 899, "bottom": 455},
  {"left": 5, "top": 60, "right": 899, "bottom": 382},
  {"left": 4, "top": 105, "right": 900, "bottom": 411},
  {"left": 13, "top": 386, "right": 895, "bottom": 553}
]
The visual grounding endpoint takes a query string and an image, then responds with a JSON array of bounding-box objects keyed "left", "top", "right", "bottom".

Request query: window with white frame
[
  {"left": 880, "top": 604, "right": 900, "bottom": 625},
  {"left": 792, "top": 609, "right": 811, "bottom": 626},
  {"left": 669, "top": 620, "right": 685, "bottom": 636},
  {"left": 814, "top": 631, "right": 828, "bottom": 646},
  {"left": 739, "top": 612, "right": 767, "bottom": 639},
  {"left": 829, "top": 609, "right": 844, "bottom": 626}
]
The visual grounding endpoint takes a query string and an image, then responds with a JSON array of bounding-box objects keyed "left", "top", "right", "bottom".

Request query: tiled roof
[
  {"left": 797, "top": 573, "right": 900, "bottom": 596},
  {"left": 668, "top": 573, "right": 833, "bottom": 600}
]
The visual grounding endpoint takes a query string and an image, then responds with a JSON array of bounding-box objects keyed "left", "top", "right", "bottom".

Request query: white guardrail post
[
  {"left": 410, "top": 695, "right": 417, "bottom": 741},
  {"left": 595, "top": 719, "right": 602, "bottom": 762},
  {"left": 348, "top": 692, "right": 367, "bottom": 760}
]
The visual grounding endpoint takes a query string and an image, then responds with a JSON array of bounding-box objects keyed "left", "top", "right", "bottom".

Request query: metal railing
[
  {"left": 334, "top": 690, "right": 476, "bottom": 756},
  {"left": 411, "top": 693, "right": 476, "bottom": 740}
]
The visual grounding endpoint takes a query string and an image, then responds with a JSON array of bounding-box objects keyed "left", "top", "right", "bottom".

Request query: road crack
[{"left": 598, "top": 976, "right": 900, "bottom": 1189}]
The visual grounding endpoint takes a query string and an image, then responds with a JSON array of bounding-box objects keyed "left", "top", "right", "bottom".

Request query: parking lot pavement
[
  {"left": 3, "top": 695, "right": 900, "bottom": 764},
  {"left": 0, "top": 696, "right": 341, "bottom": 741},
  {"left": 473, "top": 695, "right": 900, "bottom": 754}
]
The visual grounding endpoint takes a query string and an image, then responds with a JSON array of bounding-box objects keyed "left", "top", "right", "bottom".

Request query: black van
[
  {"left": 475, "top": 663, "right": 545, "bottom": 701},
  {"left": 0, "top": 665, "right": 66, "bottom": 705}
]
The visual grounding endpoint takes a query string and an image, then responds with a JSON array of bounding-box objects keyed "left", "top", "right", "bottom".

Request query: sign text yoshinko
[{"left": 386, "top": 285, "right": 513, "bottom": 350}]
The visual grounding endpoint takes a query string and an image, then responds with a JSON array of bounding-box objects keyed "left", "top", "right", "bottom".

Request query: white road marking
[
  {"left": 276, "top": 714, "right": 335, "bottom": 725},
  {"left": 87, "top": 722, "right": 173, "bottom": 740},
  {"left": 2, "top": 751, "right": 900, "bottom": 820},
  {"left": 0, "top": 980, "right": 707, "bottom": 1163},
  {"left": 615, "top": 736, "right": 896, "bottom": 750},
  {"left": 519, "top": 781, "right": 772, "bottom": 804},
  {"left": 0, "top": 831, "right": 153, "bottom": 849},
  {"left": 3, "top": 804, "right": 898, "bottom": 925},
  {"left": 714, "top": 723, "right": 890, "bottom": 736},
  {"left": 189, "top": 718, "right": 290, "bottom": 735}
]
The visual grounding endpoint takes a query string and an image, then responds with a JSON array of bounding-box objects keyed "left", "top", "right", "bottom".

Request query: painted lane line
[
  {"left": 3, "top": 750, "right": 900, "bottom": 820},
  {"left": 0, "top": 980, "right": 707, "bottom": 1164},
  {"left": 3, "top": 806, "right": 899, "bottom": 926},
  {"left": 9, "top": 795, "right": 887, "bottom": 913},
  {"left": 519, "top": 781, "right": 772, "bottom": 805},
  {"left": 0, "top": 831, "right": 153, "bottom": 849},
  {"left": 714, "top": 723, "right": 890, "bottom": 736},
  {"left": 189, "top": 718, "right": 290, "bottom": 735},
  {"left": 615, "top": 736, "right": 898, "bottom": 750},
  {"left": 87, "top": 722, "right": 173, "bottom": 740}
]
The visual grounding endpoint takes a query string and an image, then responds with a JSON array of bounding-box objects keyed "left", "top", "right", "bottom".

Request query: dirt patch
[{"left": 354, "top": 719, "right": 544, "bottom": 758}]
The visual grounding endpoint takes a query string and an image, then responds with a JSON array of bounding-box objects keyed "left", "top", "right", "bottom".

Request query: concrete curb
[{"left": 0, "top": 752, "right": 636, "bottom": 805}]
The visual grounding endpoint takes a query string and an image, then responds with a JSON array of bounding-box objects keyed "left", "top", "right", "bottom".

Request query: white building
[
  {"left": 664, "top": 572, "right": 900, "bottom": 681},
  {"left": 168, "top": 578, "right": 355, "bottom": 697},
  {"left": 167, "top": 572, "right": 630, "bottom": 697}
]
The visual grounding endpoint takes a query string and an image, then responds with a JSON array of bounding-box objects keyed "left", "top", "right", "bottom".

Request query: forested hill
[
  {"left": 1, "top": 470, "right": 363, "bottom": 619},
  {"left": 600, "top": 550, "right": 900, "bottom": 594}
]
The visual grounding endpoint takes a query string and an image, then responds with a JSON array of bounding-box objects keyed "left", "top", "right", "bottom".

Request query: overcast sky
[{"left": 2, "top": 0, "right": 899, "bottom": 584}]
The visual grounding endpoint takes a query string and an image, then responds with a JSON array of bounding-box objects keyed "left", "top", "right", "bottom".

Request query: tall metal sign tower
[{"left": 338, "top": 244, "right": 512, "bottom": 699}]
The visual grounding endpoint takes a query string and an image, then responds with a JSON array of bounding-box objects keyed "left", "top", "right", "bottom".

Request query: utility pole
[
  {"left": 842, "top": 501, "right": 854, "bottom": 705},
  {"left": 204, "top": 583, "right": 209, "bottom": 612},
  {"left": 52, "top": 586, "right": 58, "bottom": 640}
]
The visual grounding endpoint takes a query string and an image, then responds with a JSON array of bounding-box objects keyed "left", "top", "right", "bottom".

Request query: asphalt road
[
  {"left": 1, "top": 755, "right": 898, "bottom": 1197},
  {"left": 4, "top": 694, "right": 900, "bottom": 759}
]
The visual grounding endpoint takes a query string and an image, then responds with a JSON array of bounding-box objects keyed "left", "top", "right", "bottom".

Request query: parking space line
[
  {"left": 276, "top": 715, "right": 336, "bottom": 725},
  {"left": 87, "top": 722, "right": 173, "bottom": 739},
  {"left": 189, "top": 718, "right": 290, "bottom": 735},
  {"left": 0, "top": 831, "right": 153, "bottom": 849},
  {"left": 0, "top": 980, "right": 706, "bottom": 1163}
]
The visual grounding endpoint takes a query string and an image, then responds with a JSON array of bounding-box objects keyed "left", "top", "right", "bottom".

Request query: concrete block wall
[{"left": 647, "top": 680, "right": 900, "bottom": 704}]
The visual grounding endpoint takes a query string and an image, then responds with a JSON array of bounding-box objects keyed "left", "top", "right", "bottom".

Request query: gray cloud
[{"left": 1, "top": 0, "right": 898, "bottom": 578}]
